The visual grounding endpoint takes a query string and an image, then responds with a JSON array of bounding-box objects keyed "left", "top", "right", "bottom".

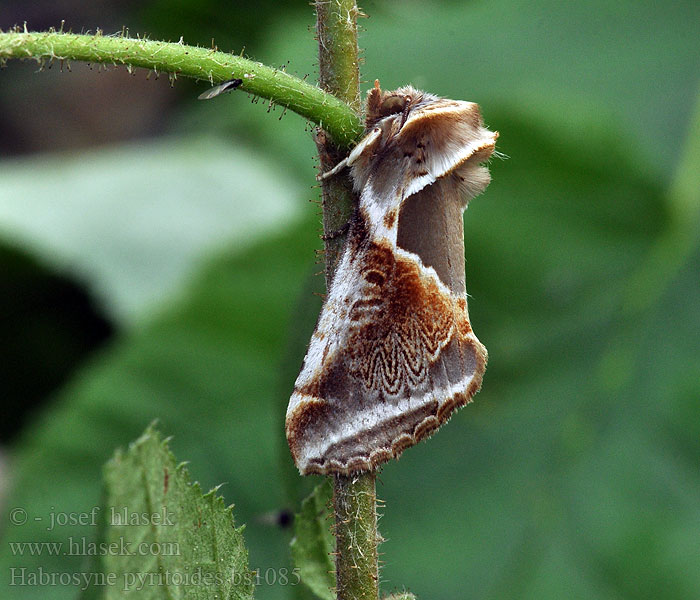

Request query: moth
[
  {"left": 286, "top": 81, "right": 498, "bottom": 476},
  {"left": 197, "top": 78, "right": 243, "bottom": 100}
]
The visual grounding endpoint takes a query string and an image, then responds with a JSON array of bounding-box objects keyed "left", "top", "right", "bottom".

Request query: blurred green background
[{"left": 1, "top": 1, "right": 699, "bottom": 599}]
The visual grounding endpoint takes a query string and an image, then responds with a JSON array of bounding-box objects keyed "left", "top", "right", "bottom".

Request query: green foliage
[
  {"left": 0, "top": 137, "right": 303, "bottom": 325},
  {"left": 0, "top": 212, "right": 321, "bottom": 600},
  {"left": 291, "top": 481, "right": 335, "bottom": 600},
  {"left": 99, "top": 425, "right": 253, "bottom": 599},
  {"left": 0, "top": 2, "right": 699, "bottom": 600}
]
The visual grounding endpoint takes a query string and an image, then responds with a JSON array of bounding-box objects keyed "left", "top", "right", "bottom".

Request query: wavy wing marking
[{"left": 348, "top": 240, "right": 454, "bottom": 396}]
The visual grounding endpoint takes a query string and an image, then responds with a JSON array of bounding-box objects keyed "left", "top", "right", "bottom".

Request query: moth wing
[
  {"left": 399, "top": 100, "right": 497, "bottom": 200},
  {"left": 286, "top": 234, "right": 486, "bottom": 476},
  {"left": 286, "top": 88, "right": 495, "bottom": 476}
]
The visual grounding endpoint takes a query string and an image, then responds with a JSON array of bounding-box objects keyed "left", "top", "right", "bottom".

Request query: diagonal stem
[{"left": 0, "top": 29, "right": 363, "bottom": 146}]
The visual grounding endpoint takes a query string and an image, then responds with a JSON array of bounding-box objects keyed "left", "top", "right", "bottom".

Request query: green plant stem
[
  {"left": 313, "top": 2, "right": 380, "bottom": 600},
  {"left": 0, "top": 29, "right": 363, "bottom": 146},
  {"left": 333, "top": 473, "right": 379, "bottom": 600},
  {"left": 316, "top": 0, "right": 362, "bottom": 113},
  {"left": 314, "top": 0, "right": 362, "bottom": 279}
]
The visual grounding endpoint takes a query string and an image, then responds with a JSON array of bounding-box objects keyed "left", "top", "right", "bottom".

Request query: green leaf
[
  {"left": 2, "top": 3, "right": 699, "bottom": 600},
  {"left": 0, "top": 136, "right": 303, "bottom": 325},
  {"left": 291, "top": 480, "right": 335, "bottom": 600},
  {"left": 100, "top": 425, "right": 254, "bottom": 599},
  {"left": 0, "top": 214, "right": 320, "bottom": 600}
]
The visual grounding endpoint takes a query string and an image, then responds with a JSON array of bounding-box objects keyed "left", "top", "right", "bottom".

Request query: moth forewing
[{"left": 287, "top": 84, "right": 497, "bottom": 476}]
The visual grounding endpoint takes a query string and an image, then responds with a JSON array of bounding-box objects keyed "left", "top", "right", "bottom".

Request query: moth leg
[
  {"left": 317, "top": 157, "right": 350, "bottom": 181},
  {"left": 317, "top": 126, "right": 383, "bottom": 180},
  {"left": 321, "top": 220, "right": 351, "bottom": 240}
]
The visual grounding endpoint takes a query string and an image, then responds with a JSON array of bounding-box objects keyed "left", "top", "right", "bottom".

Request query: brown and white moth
[{"left": 286, "top": 81, "right": 498, "bottom": 476}]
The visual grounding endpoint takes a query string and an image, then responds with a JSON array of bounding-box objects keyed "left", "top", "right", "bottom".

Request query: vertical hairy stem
[
  {"left": 333, "top": 473, "right": 379, "bottom": 600},
  {"left": 314, "top": 2, "right": 380, "bottom": 600},
  {"left": 315, "top": 0, "right": 362, "bottom": 279},
  {"left": 316, "top": 0, "right": 361, "bottom": 110}
]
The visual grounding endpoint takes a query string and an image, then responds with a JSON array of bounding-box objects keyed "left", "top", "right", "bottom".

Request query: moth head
[
  {"left": 365, "top": 80, "right": 428, "bottom": 129},
  {"left": 355, "top": 81, "right": 496, "bottom": 199}
]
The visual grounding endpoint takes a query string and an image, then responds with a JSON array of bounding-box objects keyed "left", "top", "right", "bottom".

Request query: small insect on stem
[{"left": 197, "top": 78, "right": 243, "bottom": 100}]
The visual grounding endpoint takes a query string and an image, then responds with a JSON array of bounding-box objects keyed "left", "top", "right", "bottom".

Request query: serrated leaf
[
  {"left": 0, "top": 213, "right": 320, "bottom": 600},
  {"left": 101, "top": 425, "right": 254, "bottom": 600},
  {"left": 1, "top": 3, "right": 699, "bottom": 600},
  {"left": 291, "top": 480, "right": 335, "bottom": 600}
]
